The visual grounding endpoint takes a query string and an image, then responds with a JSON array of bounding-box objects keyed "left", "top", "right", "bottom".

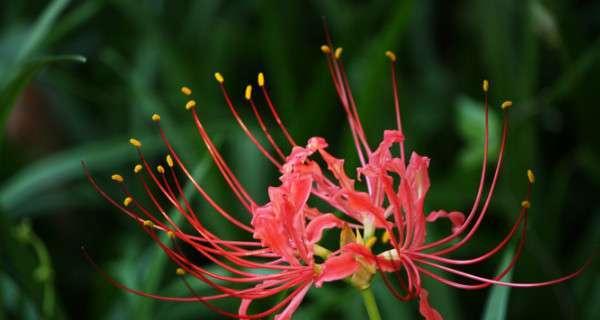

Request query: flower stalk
[{"left": 360, "top": 287, "right": 382, "bottom": 320}]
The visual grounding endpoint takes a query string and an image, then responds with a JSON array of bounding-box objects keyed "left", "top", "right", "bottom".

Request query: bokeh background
[{"left": 1, "top": 1, "right": 598, "bottom": 319}]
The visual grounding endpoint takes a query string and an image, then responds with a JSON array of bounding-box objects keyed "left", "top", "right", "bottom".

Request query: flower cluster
[{"left": 85, "top": 38, "right": 585, "bottom": 320}]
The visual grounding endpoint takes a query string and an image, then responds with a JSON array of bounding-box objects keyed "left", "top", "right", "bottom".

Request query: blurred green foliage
[{"left": 1, "top": 0, "right": 598, "bottom": 319}]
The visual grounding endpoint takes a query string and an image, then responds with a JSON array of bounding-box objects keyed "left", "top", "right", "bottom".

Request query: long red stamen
[
  {"left": 245, "top": 87, "right": 286, "bottom": 160},
  {"left": 336, "top": 58, "right": 371, "bottom": 154},
  {"left": 428, "top": 110, "right": 509, "bottom": 256},
  {"left": 320, "top": 45, "right": 370, "bottom": 167},
  {"left": 416, "top": 80, "right": 491, "bottom": 251},
  {"left": 386, "top": 51, "right": 406, "bottom": 164},
  {"left": 414, "top": 206, "right": 529, "bottom": 290},
  {"left": 416, "top": 257, "right": 588, "bottom": 288},
  {"left": 257, "top": 73, "right": 297, "bottom": 147},
  {"left": 183, "top": 112, "right": 255, "bottom": 211},
  {"left": 155, "top": 123, "right": 256, "bottom": 231},
  {"left": 410, "top": 183, "right": 531, "bottom": 265},
  {"left": 215, "top": 74, "right": 282, "bottom": 168}
]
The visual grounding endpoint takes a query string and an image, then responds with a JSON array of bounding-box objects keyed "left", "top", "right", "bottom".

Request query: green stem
[{"left": 360, "top": 287, "right": 382, "bottom": 320}]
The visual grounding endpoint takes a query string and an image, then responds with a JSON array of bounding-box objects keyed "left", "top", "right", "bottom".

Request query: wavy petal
[
  {"left": 305, "top": 213, "right": 344, "bottom": 244},
  {"left": 418, "top": 289, "right": 442, "bottom": 320},
  {"left": 315, "top": 251, "right": 359, "bottom": 287},
  {"left": 426, "top": 210, "right": 465, "bottom": 234},
  {"left": 273, "top": 283, "right": 312, "bottom": 320}
]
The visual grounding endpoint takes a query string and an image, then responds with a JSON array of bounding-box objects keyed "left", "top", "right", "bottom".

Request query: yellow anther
[
  {"left": 521, "top": 200, "right": 531, "bottom": 209},
  {"left": 257, "top": 72, "right": 265, "bottom": 87},
  {"left": 355, "top": 229, "right": 364, "bottom": 244},
  {"left": 334, "top": 47, "right": 343, "bottom": 59},
  {"left": 313, "top": 264, "right": 323, "bottom": 276},
  {"left": 156, "top": 165, "right": 165, "bottom": 174},
  {"left": 181, "top": 86, "right": 192, "bottom": 96},
  {"left": 151, "top": 113, "right": 161, "bottom": 122},
  {"left": 166, "top": 155, "right": 174, "bottom": 167},
  {"left": 385, "top": 50, "right": 397, "bottom": 62},
  {"left": 111, "top": 174, "right": 124, "bottom": 183},
  {"left": 143, "top": 220, "right": 154, "bottom": 228},
  {"left": 123, "top": 197, "right": 133, "bottom": 207},
  {"left": 382, "top": 231, "right": 391, "bottom": 244},
  {"left": 245, "top": 85, "right": 252, "bottom": 100},
  {"left": 527, "top": 169, "right": 535, "bottom": 184},
  {"left": 482, "top": 79, "right": 489, "bottom": 92},
  {"left": 185, "top": 100, "right": 196, "bottom": 110},
  {"left": 214, "top": 72, "right": 224, "bottom": 83},
  {"left": 313, "top": 244, "right": 331, "bottom": 259},
  {"left": 365, "top": 237, "right": 377, "bottom": 249},
  {"left": 176, "top": 268, "right": 186, "bottom": 276},
  {"left": 134, "top": 164, "right": 143, "bottom": 174},
  {"left": 167, "top": 230, "right": 175, "bottom": 239},
  {"left": 129, "top": 138, "right": 142, "bottom": 148},
  {"left": 320, "top": 45, "right": 331, "bottom": 54},
  {"left": 501, "top": 100, "right": 513, "bottom": 110},
  {"left": 340, "top": 224, "right": 356, "bottom": 246}
]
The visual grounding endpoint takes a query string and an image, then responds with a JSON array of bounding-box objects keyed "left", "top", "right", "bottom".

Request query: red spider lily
[{"left": 83, "top": 34, "right": 587, "bottom": 320}]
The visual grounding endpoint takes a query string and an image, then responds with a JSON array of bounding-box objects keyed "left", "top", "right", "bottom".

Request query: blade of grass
[
  {"left": 0, "top": 135, "right": 159, "bottom": 216},
  {"left": 0, "top": 54, "right": 86, "bottom": 144},
  {"left": 15, "top": 0, "right": 71, "bottom": 63},
  {"left": 46, "top": 1, "right": 104, "bottom": 46},
  {"left": 482, "top": 246, "right": 515, "bottom": 320}
]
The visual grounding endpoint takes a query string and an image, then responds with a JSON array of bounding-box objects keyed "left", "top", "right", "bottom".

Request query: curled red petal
[
  {"left": 418, "top": 289, "right": 442, "bottom": 320},
  {"left": 305, "top": 213, "right": 344, "bottom": 244},
  {"left": 315, "top": 251, "right": 360, "bottom": 287},
  {"left": 426, "top": 210, "right": 465, "bottom": 234},
  {"left": 273, "top": 283, "right": 312, "bottom": 320}
]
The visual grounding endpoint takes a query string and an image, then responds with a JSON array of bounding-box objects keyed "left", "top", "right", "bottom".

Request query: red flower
[{"left": 84, "top": 36, "right": 587, "bottom": 320}]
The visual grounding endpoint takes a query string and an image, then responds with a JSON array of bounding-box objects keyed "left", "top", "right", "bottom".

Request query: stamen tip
[
  {"left": 501, "top": 100, "right": 513, "bottom": 110},
  {"left": 521, "top": 200, "right": 531, "bottom": 208},
  {"left": 257, "top": 73, "right": 265, "bottom": 87},
  {"left": 151, "top": 113, "right": 161, "bottom": 122},
  {"left": 166, "top": 155, "right": 174, "bottom": 167},
  {"left": 382, "top": 230, "right": 391, "bottom": 244},
  {"left": 176, "top": 268, "right": 186, "bottom": 276},
  {"left": 156, "top": 165, "right": 165, "bottom": 174},
  {"left": 185, "top": 100, "right": 196, "bottom": 110},
  {"left": 334, "top": 47, "right": 343, "bottom": 59},
  {"left": 214, "top": 72, "right": 224, "bottom": 83},
  {"left": 483, "top": 79, "right": 489, "bottom": 92},
  {"left": 129, "top": 138, "right": 142, "bottom": 148},
  {"left": 245, "top": 85, "right": 252, "bottom": 101},
  {"left": 181, "top": 86, "right": 192, "bottom": 96},
  {"left": 143, "top": 220, "right": 154, "bottom": 228},
  {"left": 365, "top": 236, "right": 377, "bottom": 249},
  {"left": 527, "top": 169, "right": 535, "bottom": 184},
  {"left": 385, "top": 50, "right": 396, "bottom": 62},
  {"left": 134, "top": 164, "right": 143, "bottom": 174},
  {"left": 320, "top": 45, "right": 331, "bottom": 54},
  {"left": 111, "top": 174, "right": 124, "bottom": 183},
  {"left": 123, "top": 197, "right": 133, "bottom": 207}
]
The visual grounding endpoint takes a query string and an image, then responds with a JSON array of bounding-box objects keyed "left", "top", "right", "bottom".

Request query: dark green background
[{"left": 1, "top": 1, "right": 598, "bottom": 319}]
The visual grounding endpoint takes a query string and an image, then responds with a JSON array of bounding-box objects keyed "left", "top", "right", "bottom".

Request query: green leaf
[
  {"left": 0, "top": 135, "right": 158, "bottom": 217},
  {"left": 0, "top": 54, "right": 86, "bottom": 143},
  {"left": 530, "top": 0, "right": 561, "bottom": 48},
  {"left": 455, "top": 95, "right": 501, "bottom": 170},
  {"left": 47, "top": 1, "right": 105, "bottom": 46},
  {"left": 15, "top": 0, "right": 71, "bottom": 63},
  {"left": 482, "top": 246, "right": 515, "bottom": 320}
]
